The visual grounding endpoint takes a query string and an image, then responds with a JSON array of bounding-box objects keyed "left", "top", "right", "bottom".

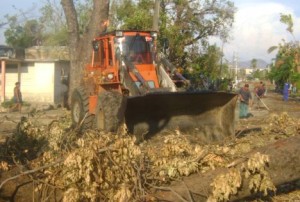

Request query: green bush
[
  {"left": 1, "top": 99, "right": 31, "bottom": 108},
  {"left": 1, "top": 99, "right": 14, "bottom": 108}
]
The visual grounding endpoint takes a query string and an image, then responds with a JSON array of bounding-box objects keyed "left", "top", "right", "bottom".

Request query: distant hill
[{"left": 238, "top": 59, "right": 269, "bottom": 69}]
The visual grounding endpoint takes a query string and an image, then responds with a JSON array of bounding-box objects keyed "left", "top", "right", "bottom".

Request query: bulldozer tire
[
  {"left": 95, "top": 91, "right": 126, "bottom": 132},
  {"left": 71, "top": 87, "right": 94, "bottom": 130}
]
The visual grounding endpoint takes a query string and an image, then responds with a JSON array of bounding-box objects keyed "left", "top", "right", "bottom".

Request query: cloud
[{"left": 219, "top": 1, "right": 300, "bottom": 63}]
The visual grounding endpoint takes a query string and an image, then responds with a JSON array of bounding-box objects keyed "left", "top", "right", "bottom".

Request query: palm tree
[{"left": 251, "top": 58, "right": 257, "bottom": 71}]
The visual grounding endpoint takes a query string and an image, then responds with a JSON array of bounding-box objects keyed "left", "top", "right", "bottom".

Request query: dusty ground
[
  {"left": 0, "top": 90, "right": 299, "bottom": 201},
  {"left": 1, "top": 89, "right": 299, "bottom": 140},
  {"left": 0, "top": 107, "right": 68, "bottom": 143},
  {"left": 236, "top": 90, "right": 300, "bottom": 128}
]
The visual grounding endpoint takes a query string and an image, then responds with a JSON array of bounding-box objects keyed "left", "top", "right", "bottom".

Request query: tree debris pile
[
  {"left": 0, "top": 112, "right": 299, "bottom": 201},
  {"left": 262, "top": 112, "right": 300, "bottom": 137},
  {"left": 209, "top": 152, "right": 276, "bottom": 202}
]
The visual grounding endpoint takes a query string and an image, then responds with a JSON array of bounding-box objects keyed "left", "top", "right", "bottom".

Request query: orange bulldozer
[{"left": 71, "top": 30, "right": 237, "bottom": 142}]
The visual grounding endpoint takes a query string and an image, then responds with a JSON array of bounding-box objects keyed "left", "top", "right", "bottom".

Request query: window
[{"left": 124, "top": 35, "right": 153, "bottom": 64}]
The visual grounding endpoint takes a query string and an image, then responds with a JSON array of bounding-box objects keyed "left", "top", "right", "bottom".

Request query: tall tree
[
  {"left": 191, "top": 45, "right": 223, "bottom": 79},
  {"left": 159, "top": 0, "right": 235, "bottom": 67},
  {"left": 61, "top": 0, "right": 109, "bottom": 103},
  {"left": 268, "top": 13, "right": 300, "bottom": 88},
  {"left": 4, "top": 16, "right": 42, "bottom": 48},
  {"left": 111, "top": 0, "right": 235, "bottom": 71},
  {"left": 4, "top": 0, "right": 75, "bottom": 47},
  {"left": 280, "top": 13, "right": 295, "bottom": 40},
  {"left": 251, "top": 58, "right": 257, "bottom": 71},
  {"left": 110, "top": 0, "right": 153, "bottom": 30},
  {"left": 39, "top": 0, "right": 68, "bottom": 45},
  {"left": 152, "top": 0, "right": 160, "bottom": 32}
]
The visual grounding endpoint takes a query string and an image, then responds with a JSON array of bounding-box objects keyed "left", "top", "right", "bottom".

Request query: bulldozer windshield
[{"left": 121, "top": 35, "right": 154, "bottom": 64}]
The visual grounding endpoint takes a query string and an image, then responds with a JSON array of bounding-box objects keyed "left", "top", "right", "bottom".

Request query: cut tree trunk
[{"left": 154, "top": 135, "right": 300, "bottom": 201}]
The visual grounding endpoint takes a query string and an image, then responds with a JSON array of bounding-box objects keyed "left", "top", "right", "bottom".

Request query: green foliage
[
  {"left": 4, "top": 0, "right": 92, "bottom": 47},
  {"left": 1, "top": 99, "right": 30, "bottom": 109},
  {"left": 1, "top": 99, "right": 14, "bottom": 108},
  {"left": 268, "top": 13, "right": 300, "bottom": 88},
  {"left": 252, "top": 69, "right": 268, "bottom": 80},
  {"left": 110, "top": 0, "right": 153, "bottom": 30},
  {"left": 110, "top": 0, "right": 235, "bottom": 71},
  {"left": 268, "top": 45, "right": 278, "bottom": 54},
  {"left": 220, "top": 63, "right": 230, "bottom": 78},
  {"left": 75, "top": 0, "right": 93, "bottom": 35},
  {"left": 183, "top": 45, "right": 230, "bottom": 90},
  {"left": 43, "top": 27, "right": 69, "bottom": 46},
  {"left": 251, "top": 58, "right": 257, "bottom": 70},
  {"left": 191, "top": 45, "right": 223, "bottom": 79},
  {"left": 218, "top": 78, "right": 233, "bottom": 91},
  {"left": 4, "top": 15, "right": 42, "bottom": 48},
  {"left": 38, "top": 1, "right": 69, "bottom": 45},
  {"left": 40, "top": 0, "right": 92, "bottom": 45},
  {"left": 268, "top": 42, "right": 300, "bottom": 88},
  {"left": 159, "top": 0, "right": 236, "bottom": 67},
  {"left": 5, "top": 0, "right": 235, "bottom": 84},
  {"left": 291, "top": 73, "right": 300, "bottom": 84},
  {"left": 280, "top": 13, "right": 294, "bottom": 34}
]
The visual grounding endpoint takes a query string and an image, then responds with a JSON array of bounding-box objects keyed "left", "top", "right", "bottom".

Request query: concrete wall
[
  {"left": 245, "top": 68, "right": 253, "bottom": 75},
  {"left": 2, "top": 61, "right": 71, "bottom": 104},
  {"left": 21, "top": 62, "right": 55, "bottom": 103},
  {"left": 3, "top": 64, "right": 19, "bottom": 100},
  {"left": 1, "top": 45, "right": 71, "bottom": 104}
]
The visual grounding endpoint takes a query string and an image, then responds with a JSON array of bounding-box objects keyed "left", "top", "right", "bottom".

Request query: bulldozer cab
[
  {"left": 117, "top": 33, "right": 154, "bottom": 64},
  {"left": 88, "top": 31, "right": 160, "bottom": 93},
  {"left": 91, "top": 31, "right": 156, "bottom": 67}
]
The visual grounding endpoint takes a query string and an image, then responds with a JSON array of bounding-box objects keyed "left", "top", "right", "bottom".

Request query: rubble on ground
[{"left": 0, "top": 111, "right": 299, "bottom": 201}]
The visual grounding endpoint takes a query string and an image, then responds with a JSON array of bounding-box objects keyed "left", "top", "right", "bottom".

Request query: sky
[
  {"left": 0, "top": 1, "right": 41, "bottom": 43},
  {"left": 0, "top": 0, "right": 300, "bottom": 64},
  {"left": 213, "top": 0, "right": 300, "bottom": 63}
]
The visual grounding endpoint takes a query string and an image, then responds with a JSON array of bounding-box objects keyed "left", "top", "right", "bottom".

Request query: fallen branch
[
  {"left": 147, "top": 183, "right": 189, "bottom": 202},
  {"left": 181, "top": 180, "right": 194, "bottom": 202},
  {"left": 0, "top": 159, "right": 64, "bottom": 189},
  {"left": 154, "top": 135, "right": 300, "bottom": 201}
]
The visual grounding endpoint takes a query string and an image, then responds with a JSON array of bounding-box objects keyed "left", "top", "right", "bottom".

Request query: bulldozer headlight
[{"left": 107, "top": 73, "right": 114, "bottom": 80}]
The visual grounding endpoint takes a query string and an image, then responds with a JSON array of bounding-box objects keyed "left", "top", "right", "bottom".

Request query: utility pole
[
  {"left": 219, "top": 42, "right": 224, "bottom": 77},
  {"left": 233, "top": 52, "right": 238, "bottom": 85},
  {"left": 152, "top": 0, "right": 160, "bottom": 32}
]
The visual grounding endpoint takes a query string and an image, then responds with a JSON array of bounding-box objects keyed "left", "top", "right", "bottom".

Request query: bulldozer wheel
[
  {"left": 95, "top": 91, "right": 126, "bottom": 132},
  {"left": 71, "top": 87, "right": 94, "bottom": 129}
]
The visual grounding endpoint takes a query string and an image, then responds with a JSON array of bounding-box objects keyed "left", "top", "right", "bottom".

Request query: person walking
[
  {"left": 283, "top": 82, "right": 290, "bottom": 101},
  {"left": 239, "top": 83, "right": 252, "bottom": 119},
  {"left": 11, "top": 82, "right": 22, "bottom": 112}
]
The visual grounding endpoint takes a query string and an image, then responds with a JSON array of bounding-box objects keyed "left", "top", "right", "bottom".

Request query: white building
[{"left": 0, "top": 46, "right": 70, "bottom": 106}]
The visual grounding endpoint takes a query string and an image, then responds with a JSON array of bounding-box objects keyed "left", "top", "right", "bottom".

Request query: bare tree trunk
[
  {"left": 154, "top": 135, "right": 300, "bottom": 201},
  {"left": 61, "top": 0, "right": 80, "bottom": 106},
  {"left": 61, "top": 0, "right": 109, "bottom": 105},
  {"left": 152, "top": 0, "right": 160, "bottom": 32}
]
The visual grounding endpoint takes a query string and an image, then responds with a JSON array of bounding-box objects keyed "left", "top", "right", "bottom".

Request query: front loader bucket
[{"left": 125, "top": 92, "right": 238, "bottom": 143}]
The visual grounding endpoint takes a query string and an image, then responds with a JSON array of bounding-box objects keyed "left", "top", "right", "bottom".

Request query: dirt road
[
  {"left": 0, "top": 108, "right": 69, "bottom": 142},
  {"left": 1, "top": 90, "right": 299, "bottom": 141},
  {"left": 236, "top": 91, "right": 300, "bottom": 130},
  {"left": 0, "top": 90, "right": 299, "bottom": 201}
]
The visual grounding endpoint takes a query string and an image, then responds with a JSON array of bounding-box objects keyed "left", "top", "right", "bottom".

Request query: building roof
[{"left": 25, "top": 46, "right": 69, "bottom": 61}]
